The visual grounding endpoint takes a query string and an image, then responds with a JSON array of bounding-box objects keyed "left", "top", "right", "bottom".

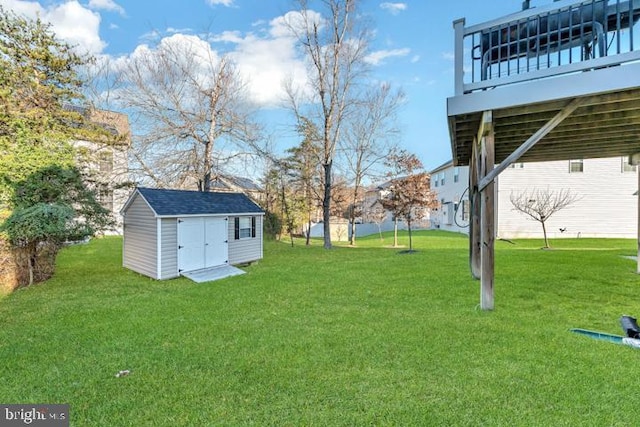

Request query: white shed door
[
  {"left": 205, "top": 217, "right": 228, "bottom": 268},
  {"left": 178, "top": 217, "right": 206, "bottom": 272},
  {"left": 178, "top": 217, "right": 228, "bottom": 273}
]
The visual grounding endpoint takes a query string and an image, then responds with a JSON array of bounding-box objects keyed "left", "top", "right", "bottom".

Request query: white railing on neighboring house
[{"left": 454, "top": 0, "right": 640, "bottom": 95}]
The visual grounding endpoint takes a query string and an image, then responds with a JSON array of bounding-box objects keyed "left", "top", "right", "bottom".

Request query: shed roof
[{"left": 130, "top": 187, "right": 264, "bottom": 217}]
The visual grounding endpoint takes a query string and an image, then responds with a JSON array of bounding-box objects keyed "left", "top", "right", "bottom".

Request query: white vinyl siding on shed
[
  {"left": 123, "top": 195, "right": 158, "bottom": 278},
  {"left": 229, "top": 215, "right": 263, "bottom": 264},
  {"left": 160, "top": 218, "right": 178, "bottom": 279}
]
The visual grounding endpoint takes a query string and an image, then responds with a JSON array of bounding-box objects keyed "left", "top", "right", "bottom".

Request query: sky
[{"left": 0, "top": 0, "right": 544, "bottom": 171}]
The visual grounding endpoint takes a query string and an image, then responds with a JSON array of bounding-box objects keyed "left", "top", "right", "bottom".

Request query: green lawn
[{"left": 1, "top": 231, "right": 640, "bottom": 426}]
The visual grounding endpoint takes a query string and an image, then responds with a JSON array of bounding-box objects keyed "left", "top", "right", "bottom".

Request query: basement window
[
  {"left": 623, "top": 157, "right": 637, "bottom": 173},
  {"left": 569, "top": 159, "right": 584, "bottom": 173}
]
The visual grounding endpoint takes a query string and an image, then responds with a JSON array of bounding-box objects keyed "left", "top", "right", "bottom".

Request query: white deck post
[{"left": 453, "top": 18, "right": 465, "bottom": 96}]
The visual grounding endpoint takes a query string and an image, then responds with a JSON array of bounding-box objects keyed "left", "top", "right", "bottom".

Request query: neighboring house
[
  {"left": 353, "top": 177, "right": 431, "bottom": 238},
  {"left": 121, "top": 187, "right": 264, "bottom": 280},
  {"left": 210, "top": 175, "right": 264, "bottom": 205},
  {"left": 429, "top": 161, "right": 470, "bottom": 233},
  {"left": 361, "top": 181, "right": 393, "bottom": 224},
  {"left": 71, "top": 108, "right": 131, "bottom": 233},
  {"left": 431, "top": 157, "right": 638, "bottom": 239}
]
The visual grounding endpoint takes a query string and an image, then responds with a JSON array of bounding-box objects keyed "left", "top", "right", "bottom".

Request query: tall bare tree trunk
[
  {"left": 323, "top": 161, "right": 332, "bottom": 249},
  {"left": 349, "top": 184, "right": 359, "bottom": 246}
]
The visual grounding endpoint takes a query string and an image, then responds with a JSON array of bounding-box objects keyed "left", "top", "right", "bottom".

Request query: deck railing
[{"left": 454, "top": 0, "right": 640, "bottom": 95}]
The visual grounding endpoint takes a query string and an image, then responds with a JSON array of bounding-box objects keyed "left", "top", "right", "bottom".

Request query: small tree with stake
[
  {"left": 380, "top": 151, "right": 438, "bottom": 253},
  {"left": 510, "top": 187, "right": 580, "bottom": 249}
]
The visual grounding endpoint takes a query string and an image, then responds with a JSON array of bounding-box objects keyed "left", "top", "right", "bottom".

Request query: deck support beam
[
  {"left": 478, "top": 97, "right": 592, "bottom": 192},
  {"left": 471, "top": 111, "right": 495, "bottom": 310},
  {"left": 480, "top": 113, "right": 495, "bottom": 310},
  {"left": 470, "top": 99, "right": 590, "bottom": 310}
]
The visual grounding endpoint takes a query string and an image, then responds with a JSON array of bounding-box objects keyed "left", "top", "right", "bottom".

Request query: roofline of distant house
[{"left": 429, "top": 160, "right": 454, "bottom": 174}]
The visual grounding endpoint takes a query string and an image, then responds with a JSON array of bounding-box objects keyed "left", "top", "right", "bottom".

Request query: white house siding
[
  {"left": 160, "top": 218, "right": 178, "bottom": 279},
  {"left": 228, "top": 215, "right": 264, "bottom": 264},
  {"left": 497, "top": 158, "right": 638, "bottom": 239},
  {"left": 430, "top": 162, "right": 470, "bottom": 234},
  {"left": 122, "top": 194, "right": 158, "bottom": 278}
]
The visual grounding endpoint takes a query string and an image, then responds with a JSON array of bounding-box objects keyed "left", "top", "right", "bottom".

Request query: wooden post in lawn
[
  {"left": 479, "top": 111, "right": 495, "bottom": 310},
  {"left": 469, "top": 137, "right": 481, "bottom": 280}
]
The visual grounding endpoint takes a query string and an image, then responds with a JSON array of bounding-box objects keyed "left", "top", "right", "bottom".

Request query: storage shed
[{"left": 121, "top": 187, "right": 264, "bottom": 280}]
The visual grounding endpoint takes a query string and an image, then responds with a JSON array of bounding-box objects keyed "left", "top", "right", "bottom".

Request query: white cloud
[
  {"left": 364, "top": 48, "right": 411, "bottom": 65},
  {"left": 411, "top": 55, "right": 420, "bottom": 63},
  {"left": 88, "top": 0, "right": 125, "bottom": 16},
  {"left": 269, "top": 10, "right": 324, "bottom": 39},
  {"left": 116, "top": 33, "right": 222, "bottom": 94},
  {"left": 380, "top": 2, "right": 407, "bottom": 15},
  {"left": 215, "top": 23, "right": 309, "bottom": 107},
  {"left": 206, "top": 0, "right": 235, "bottom": 7},
  {"left": 140, "top": 29, "right": 162, "bottom": 43},
  {"left": 167, "top": 27, "right": 193, "bottom": 35},
  {"left": 442, "top": 52, "right": 455, "bottom": 61},
  {"left": 0, "top": 0, "right": 43, "bottom": 16},
  {"left": 212, "top": 30, "right": 244, "bottom": 44},
  {"left": 0, "top": 0, "right": 106, "bottom": 54}
]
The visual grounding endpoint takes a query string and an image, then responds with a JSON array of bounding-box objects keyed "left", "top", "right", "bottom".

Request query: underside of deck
[{"left": 448, "top": 62, "right": 640, "bottom": 166}]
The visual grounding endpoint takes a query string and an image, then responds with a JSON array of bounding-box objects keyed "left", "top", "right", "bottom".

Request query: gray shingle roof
[{"left": 136, "top": 187, "right": 264, "bottom": 216}]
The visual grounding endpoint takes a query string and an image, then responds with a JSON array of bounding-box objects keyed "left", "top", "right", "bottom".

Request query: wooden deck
[{"left": 446, "top": 0, "right": 640, "bottom": 309}]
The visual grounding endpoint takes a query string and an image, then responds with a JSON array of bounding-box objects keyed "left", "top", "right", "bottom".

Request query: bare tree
[
  {"left": 341, "top": 83, "right": 404, "bottom": 246},
  {"left": 115, "top": 36, "right": 260, "bottom": 190},
  {"left": 285, "top": 0, "right": 370, "bottom": 249},
  {"left": 510, "top": 188, "right": 580, "bottom": 248},
  {"left": 380, "top": 152, "right": 438, "bottom": 253}
]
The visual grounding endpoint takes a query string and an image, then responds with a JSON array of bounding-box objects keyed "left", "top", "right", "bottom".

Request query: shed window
[{"left": 234, "top": 216, "right": 256, "bottom": 239}]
